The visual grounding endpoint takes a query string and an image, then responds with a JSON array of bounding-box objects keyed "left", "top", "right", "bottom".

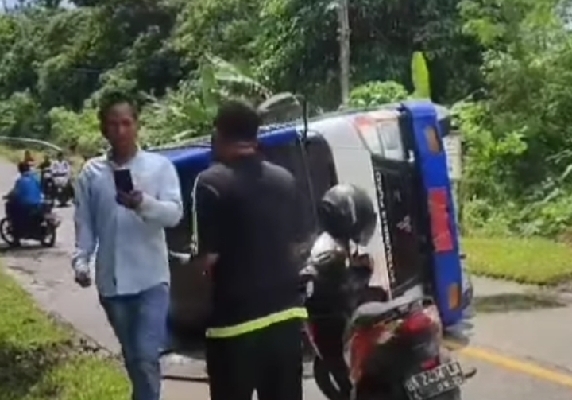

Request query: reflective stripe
[
  {"left": 206, "top": 307, "right": 308, "bottom": 338},
  {"left": 192, "top": 173, "right": 306, "bottom": 338}
]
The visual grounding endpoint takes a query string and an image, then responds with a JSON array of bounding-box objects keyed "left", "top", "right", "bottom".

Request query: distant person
[
  {"left": 51, "top": 151, "right": 71, "bottom": 180},
  {"left": 71, "top": 91, "right": 183, "bottom": 400},
  {"left": 23, "top": 150, "right": 35, "bottom": 169},
  {"left": 191, "top": 100, "right": 305, "bottom": 400},
  {"left": 38, "top": 154, "right": 53, "bottom": 196},
  {"left": 39, "top": 154, "right": 51, "bottom": 171}
]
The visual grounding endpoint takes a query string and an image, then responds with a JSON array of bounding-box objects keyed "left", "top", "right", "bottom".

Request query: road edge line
[{"left": 445, "top": 340, "right": 572, "bottom": 388}]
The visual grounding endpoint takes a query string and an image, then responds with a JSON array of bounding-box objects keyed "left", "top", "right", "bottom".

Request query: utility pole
[{"left": 337, "top": 0, "right": 351, "bottom": 107}]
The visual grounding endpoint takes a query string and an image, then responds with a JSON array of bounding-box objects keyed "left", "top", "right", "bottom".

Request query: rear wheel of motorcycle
[
  {"left": 313, "top": 357, "right": 350, "bottom": 400},
  {"left": 40, "top": 221, "right": 57, "bottom": 247},
  {"left": 0, "top": 218, "right": 17, "bottom": 247}
]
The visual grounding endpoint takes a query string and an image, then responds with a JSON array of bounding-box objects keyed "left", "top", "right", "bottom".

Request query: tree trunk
[{"left": 337, "top": 0, "right": 351, "bottom": 107}]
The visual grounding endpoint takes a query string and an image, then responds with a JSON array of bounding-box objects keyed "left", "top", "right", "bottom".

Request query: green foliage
[
  {"left": 348, "top": 81, "right": 409, "bottom": 108},
  {"left": 0, "top": 265, "right": 129, "bottom": 399},
  {"left": 140, "top": 55, "right": 272, "bottom": 147},
  {"left": 49, "top": 107, "right": 101, "bottom": 154},
  {"left": 453, "top": 0, "right": 572, "bottom": 237},
  {"left": 411, "top": 52, "right": 431, "bottom": 99},
  {"left": 0, "top": 91, "right": 48, "bottom": 139},
  {"left": 0, "top": 0, "right": 572, "bottom": 240},
  {"left": 0, "top": 0, "right": 482, "bottom": 149}
]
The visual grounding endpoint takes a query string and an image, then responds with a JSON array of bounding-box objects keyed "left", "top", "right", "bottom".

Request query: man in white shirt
[
  {"left": 72, "top": 91, "right": 183, "bottom": 400},
  {"left": 51, "top": 151, "right": 71, "bottom": 180},
  {"left": 51, "top": 151, "right": 72, "bottom": 202}
]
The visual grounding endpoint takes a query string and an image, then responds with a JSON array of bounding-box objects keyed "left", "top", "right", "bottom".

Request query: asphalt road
[{"left": 1, "top": 160, "right": 572, "bottom": 399}]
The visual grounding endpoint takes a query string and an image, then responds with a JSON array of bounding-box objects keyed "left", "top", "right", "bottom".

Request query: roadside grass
[
  {"left": 0, "top": 266, "right": 129, "bottom": 400},
  {"left": 463, "top": 236, "right": 572, "bottom": 285}
]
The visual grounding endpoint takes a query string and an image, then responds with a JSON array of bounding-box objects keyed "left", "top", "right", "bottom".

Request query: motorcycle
[
  {"left": 40, "top": 169, "right": 55, "bottom": 202},
  {"left": 52, "top": 173, "right": 73, "bottom": 207},
  {"left": 0, "top": 194, "right": 60, "bottom": 247},
  {"left": 301, "top": 258, "right": 475, "bottom": 400}
]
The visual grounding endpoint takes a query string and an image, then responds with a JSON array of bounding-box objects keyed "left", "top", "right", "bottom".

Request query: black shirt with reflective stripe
[{"left": 192, "top": 156, "right": 302, "bottom": 328}]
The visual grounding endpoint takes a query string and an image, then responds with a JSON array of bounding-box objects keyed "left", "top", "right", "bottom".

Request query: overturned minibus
[{"left": 156, "top": 101, "right": 471, "bottom": 336}]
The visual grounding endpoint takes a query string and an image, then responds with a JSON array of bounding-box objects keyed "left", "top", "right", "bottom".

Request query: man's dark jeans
[
  {"left": 206, "top": 318, "right": 303, "bottom": 400},
  {"left": 100, "top": 283, "right": 169, "bottom": 400}
]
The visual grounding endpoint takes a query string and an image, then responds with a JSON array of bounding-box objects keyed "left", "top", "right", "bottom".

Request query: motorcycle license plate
[{"left": 404, "top": 361, "right": 464, "bottom": 400}]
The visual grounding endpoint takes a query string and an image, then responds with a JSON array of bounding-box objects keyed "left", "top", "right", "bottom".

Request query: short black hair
[
  {"left": 17, "top": 161, "right": 29, "bottom": 174},
  {"left": 214, "top": 100, "right": 261, "bottom": 142},
  {"left": 98, "top": 90, "right": 139, "bottom": 123}
]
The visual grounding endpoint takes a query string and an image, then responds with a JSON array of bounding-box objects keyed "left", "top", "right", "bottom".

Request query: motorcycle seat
[{"left": 348, "top": 292, "right": 423, "bottom": 329}]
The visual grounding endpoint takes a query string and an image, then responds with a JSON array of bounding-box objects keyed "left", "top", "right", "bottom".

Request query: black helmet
[{"left": 317, "top": 183, "right": 377, "bottom": 245}]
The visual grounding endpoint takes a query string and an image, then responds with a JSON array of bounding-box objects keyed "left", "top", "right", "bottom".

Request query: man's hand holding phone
[
  {"left": 116, "top": 190, "right": 143, "bottom": 209},
  {"left": 113, "top": 168, "right": 143, "bottom": 209}
]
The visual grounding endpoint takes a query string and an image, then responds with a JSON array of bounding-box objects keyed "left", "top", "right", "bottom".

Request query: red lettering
[{"left": 428, "top": 188, "right": 454, "bottom": 252}]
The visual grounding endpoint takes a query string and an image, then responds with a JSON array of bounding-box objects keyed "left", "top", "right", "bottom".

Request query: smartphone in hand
[{"left": 113, "top": 169, "right": 134, "bottom": 193}]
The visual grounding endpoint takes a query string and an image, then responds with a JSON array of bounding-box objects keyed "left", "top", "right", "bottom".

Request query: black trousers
[{"left": 206, "top": 318, "right": 303, "bottom": 400}]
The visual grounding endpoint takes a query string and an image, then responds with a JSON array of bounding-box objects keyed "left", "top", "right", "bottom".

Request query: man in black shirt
[{"left": 191, "top": 100, "right": 306, "bottom": 400}]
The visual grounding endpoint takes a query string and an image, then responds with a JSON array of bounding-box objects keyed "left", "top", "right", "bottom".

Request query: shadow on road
[
  {"left": 0, "top": 242, "right": 47, "bottom": 254},
  {"left": 445, "top": 317, "right": 474, "bottom": 348},
  {"left": 473, "top": 293, "right": 566, "bottom": 314},
  {"left": 0, "top": 242, "right": 66, "bottom": 259},
  {"left": 161, "top": 329, "right": 315, "bottom": 382}
]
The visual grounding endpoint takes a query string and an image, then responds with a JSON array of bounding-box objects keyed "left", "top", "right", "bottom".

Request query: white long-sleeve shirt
[
  {"left": 72, "top": 150, "right": 183, "bottom": 297},
  {"left": 51, "top": 160, "right": 71, "bottom": 177}
]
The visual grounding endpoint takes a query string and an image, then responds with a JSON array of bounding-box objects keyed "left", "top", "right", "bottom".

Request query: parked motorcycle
[
  {"left": 0, "top": 194, "right": 60, "bottom": 247},
  {"left": 301, "top": 260, "right": 475, "bottom": 400}
]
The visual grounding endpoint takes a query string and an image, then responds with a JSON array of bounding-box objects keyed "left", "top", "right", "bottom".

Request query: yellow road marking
[{"left": 444, "top": 340, "right": 572, "bottom": 389}]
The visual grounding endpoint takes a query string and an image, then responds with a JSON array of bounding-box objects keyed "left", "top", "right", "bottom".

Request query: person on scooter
[
  {"left": 52, "top": 151, "right": 71, "bottom": 180},
  {"left": 51, "top": 151, "right": 72, "bottom": 204},
  {"left": 7, "top": 161, "right": 44, "bottom": 245},
  {"left": 304, "top": 183, "right": 379, "bottom": 399},
  {"left": 39, "top": 154, "right": 53, "bottom": 197},
  {"left": 23, "top": 150, "right": 35, "bottom": 169}
]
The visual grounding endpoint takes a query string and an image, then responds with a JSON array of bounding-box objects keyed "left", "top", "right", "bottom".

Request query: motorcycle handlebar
[{"left": 168, "top": 250, "right": 192, "bottom": 263}]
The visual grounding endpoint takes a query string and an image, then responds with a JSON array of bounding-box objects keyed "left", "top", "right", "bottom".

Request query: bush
[{"left": 348, "top": 81, "right": 409, "bottom": 108}]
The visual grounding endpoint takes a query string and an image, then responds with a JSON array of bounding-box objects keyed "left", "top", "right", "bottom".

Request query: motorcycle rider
[
  {"left": 52, "top": 151, "right": 71, "bottom": 179},
  {"left": 51, "top": 151, "right": 72, "bottom": 202},
  {"left": 304, "top": 183, "right": 379, "bottom": 399},
  {"left": 39, "top": 154, "right": 53, "bottom": 197},
  {"left": 7, "top": 161, "right": 44, "bottom": 245},
  {"left": 23, "top": 150, "right": 35, "bottom": 169}
]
